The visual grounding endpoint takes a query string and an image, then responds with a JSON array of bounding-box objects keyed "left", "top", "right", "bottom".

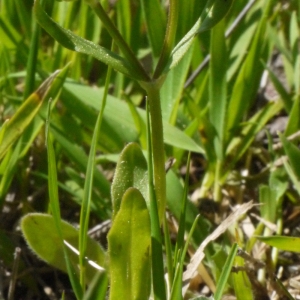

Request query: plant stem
[
  {"left": 85, "top": 0, "right": 150, "bottom": 82},
  {"left": 146, "top": 100, "right": 166, "bottom": 300},
  {"left": 142, "top": 82, "right": 166, "bottom": 223}
]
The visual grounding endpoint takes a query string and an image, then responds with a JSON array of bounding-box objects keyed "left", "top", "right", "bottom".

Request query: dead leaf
[{"left": 182, "top": 200, "right": 255, "bottom": 295}]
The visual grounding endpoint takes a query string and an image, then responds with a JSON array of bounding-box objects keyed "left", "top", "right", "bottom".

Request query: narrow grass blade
[
  {"left": 50, "top": 129, "right": 111, "bottom": 199},
  {"left": 0, "top": 70, "right": 60, "bottom": 161},
  {"left": 108, "top": 188, "right": 151, "bottom": 300},
  {"left": 83, "top": 272, "right": 108, "bottom": 300},
  {"left": 209, "top": 19, "right": 227, "bottom": 160},
  {"left": 214, "top": 243, "right": 238, "bottom": 300},
  {"left": 225, "top": 100, "right": 283, "bottom": 170},
  {"left": 23, "top": 16, "right": 41, "bottom": 99},
  {"left": 140, "top": 0, "right": 166, "bottom": 58},
  {"left": 259, "top": 185, "right": 277, "bottom": 224},
  {"left": 116, "top": 0, "right": 131, "bottom": 44},
  {"left": 285, "top": 98, "right": 300, "bottom": 136},
  {"left": 170, "top": 261, "right": 183, "bottom": 300},
  {"left": 226, "top": 0, "right": 272, "bottom": 139},
  {"left": 47, "top": 133, "right": 83, "bottom": 299},
  {"left": 280, "top": 134, "right": 300, "bottom": 180},
  {"left": 263, "top": 62, "right": 292, "bottom": 113},
  {"left": 79, "top": 61, "right": 112, "bottom": 287},
  {"left": 258, "top": 236, "right": 300, "bottom": 252},
  {"left": 0, "top": 65, "right": 68, "bottom": 206},
  {"left": 174, "top": 152, "right": 191, "bottom": 267},
  {"left": 0, "top": 142, "right": 21, "bottom": 206},
  {"left": 164, "top": 0, "right": 234, "bottom": 73},
  {"left": 13, "top": 0, "right": 31, "bottom": 39},
  {"left": 170, "top": 215, "right": 200, "bottom": 300}
]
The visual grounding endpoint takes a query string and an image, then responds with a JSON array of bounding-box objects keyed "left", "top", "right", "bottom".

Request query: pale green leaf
[
  {"left": 108, "top": 188, "right": 151, "bottom": 300},
  {"left": 21, "top": 213, "right": 106, "bottom": 283},
  {"left": 111, "top": 143, "right": 148, "bottom": 219}
]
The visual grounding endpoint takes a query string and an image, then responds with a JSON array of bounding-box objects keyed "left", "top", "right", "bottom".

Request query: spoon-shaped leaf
[
  {"left": 108, "top": 187, "right": 151, "bottom": 300},
  {"left": 21, "top": 213, "right": 106, "bottom": 283},
  {"left": 111, "top": 142, "right": 148, "bottom": 219}
]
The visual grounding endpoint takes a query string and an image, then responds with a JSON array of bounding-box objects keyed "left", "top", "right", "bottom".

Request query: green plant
[
  {"left": 20, "top": 0, "right": 235, "bottom": 298},
  {"left": 1, "top": 0, "right": 300, "bottom": 299}
]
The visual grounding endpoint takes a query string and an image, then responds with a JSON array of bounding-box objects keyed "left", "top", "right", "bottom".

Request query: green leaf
[
  {"left": 79, "top": 61, "right": 112, "bottom": 287},
  {"left": 0, "top": 70, "right": 61, "bottom": 161},
  {"left": 226, "top": 0, "right": 272, "bottom": 138},
  {"left": 160, "top": 45, "right": 194, "bottom": 123},
  {"left": 285, "top": 97, "right": 300, "bottom": 136},
  {"left": 111, "top": 143, "right": 148, "bottom": 219},
  {"left": 263, "top": 62, "right": 292, "bottom": 113},
  {"left": 280, "top": 134, "right": 300, "bottom": 180},
  {"left": 231, "top": 256, "right": 253, "bottom": 300},
  {"left": 257, "top": 236, "right": 300, "bottom": 253},
  {"left": 164, "top": 0, "right": 233, "bottom": 73},
  {"left": 226, "top": 100, "right": 283, "bottom": 168},
  {"left": 47, "top": 129, "right": 83, "bottom": 299},
  {"left": 209, "top": 19, "right": 227, "bottom": 160},
  {"left": 214, "top": 243, "right": 238, "bottom": 300},
  {"left": 83, "top": 272, "right": 108, "bottom": 300},
  {"left": 140, "top": 0, "right": 166, "bottom": 57},
  {"left": 108, "top": 188, "right": 151, "bottom": 300},
  {"left": 51, "top": 128, "right": 111, "bottom": 199},
  {"left": 33, "top": 0, "right": 145, "bottom": 81},
  {"left": 62, "top": 81, "right": 204, "bottom": 153},
  {"left": 259, "top": 185, "right": 277, "bottom": 223},
  {"left": 21, "top": 213, "right": 106, "bottom": 283}
]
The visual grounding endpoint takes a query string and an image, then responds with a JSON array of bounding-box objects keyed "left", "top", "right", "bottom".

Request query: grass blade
[
  {"left": 209, "top": 19, "right": 227, "bottom": 160},
  {"left": 226, "top": 0, "right": 273, "bottom": 139},
  {"left": 79, "top": 59, "right": 112, "bottom": 287},
  {"left": 174, "top": 152, "right": 191, "bottom": 267},
  {"left": 258, "top": 236, "right": 300, "bottom": 252},
  {"left": 164, "top": 0, "right": 234, "bottom": 73},
  {"left": 214, "top": 243, "right": 238, "bottom": 300},
  {"left": 140, "top": 0, "right": 166, "bottom": 58},
  {"left": 0, "top": 71, "right": 60, "bottom": 161}
]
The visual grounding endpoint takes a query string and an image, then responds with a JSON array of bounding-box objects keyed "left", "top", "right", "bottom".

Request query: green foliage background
[{"left": 1, "top": 0, "right": 300, "bottom": 299}]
